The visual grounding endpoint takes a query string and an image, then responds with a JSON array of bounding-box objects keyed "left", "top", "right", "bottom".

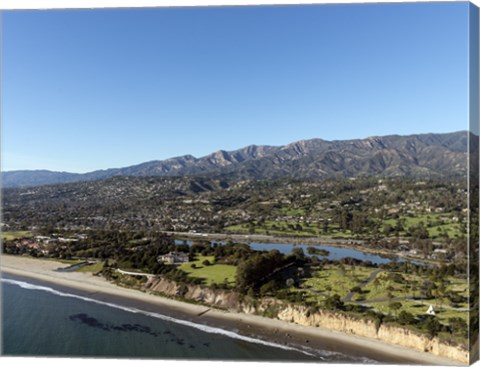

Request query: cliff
[{"left": 144, "top": 277, "right": 469, "bottom": 363}]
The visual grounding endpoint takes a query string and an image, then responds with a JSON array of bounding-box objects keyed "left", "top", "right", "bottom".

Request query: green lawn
[
  {"left": 445, "top": 276, "right": 468, "bottom": 297},
  {"left": 75, "top": 262, "right": 103, "bottom": 273},
  {"left": 178, "top": 256, "right": 237, "bottom": 286},
  {"left": 360, "top": 272, "right": 423, "bottom": 301},
  {"left": 302, "top": 265, "right": 373, "bottom": 300},
  {"left": 372, "top": 300, "right": 468, "bottom": 324},
  {"left": 224, "top": 212, "right": 462, "bottom": 240},
  {"left": 224, "top": 221, "right": 356, "bottom": 238},
  {"left": 2, "top": 231, "right": 33, "bottom": 240},
  {"left": 383, "top": 214, "right": 462, "bottom": 239},
  {"left": 350, "top": 270, "right": 468, "bottom": 323}
]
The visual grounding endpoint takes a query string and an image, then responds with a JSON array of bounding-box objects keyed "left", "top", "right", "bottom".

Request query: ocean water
[{"left": 1, "top": 275, "right": 371, "bottom": 362}]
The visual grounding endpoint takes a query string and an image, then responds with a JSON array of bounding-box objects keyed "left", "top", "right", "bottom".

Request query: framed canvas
[{"left": 1, "top": 0, "right": 479, "bottom": 366}]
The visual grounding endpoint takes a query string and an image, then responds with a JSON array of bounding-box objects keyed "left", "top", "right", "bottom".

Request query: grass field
[
  {"left": 178, "top": 256, "right": 237, "bottom": 286},
  {"left": 278, "top": 207, "right": 305, "bottom": 216},
  {"left": 75, "top": 262, "right": 103, "bottom": 273},
  {"left": 224, "top": 221, "right": 355, "bottom": 238},
  {"left": 371, "top": 300, "right": 468, "bottom": 323},
  {"left": 225, "top": 212, "right": 462, "bottom": 240},
  {"left": 383, "top": 213, "right": 462, "bottom": 239},
  {"left": 360, "top": 272, "right": 424, "bottom": 301},
  {"left": 302, "top": 265, "right": 373, "bottom": 300},
  {"left": 298, "top": 263, "right": 468, "bottom": 328},
  {"left": 1, "top": 231, "right": 33, "bottom": 240}
]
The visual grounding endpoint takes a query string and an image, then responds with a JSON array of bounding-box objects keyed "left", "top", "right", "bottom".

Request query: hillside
[{"left": 2, "top": 131, "right": 473, "bottom": 188}]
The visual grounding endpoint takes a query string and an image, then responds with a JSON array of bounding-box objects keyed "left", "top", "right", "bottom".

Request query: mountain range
[{"left": 2, "top": 131, "right": 474, "bottom": 188}]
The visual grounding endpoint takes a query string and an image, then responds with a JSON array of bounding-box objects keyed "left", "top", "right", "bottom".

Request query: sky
[{"left": 1, "top": 2, "right": 471, "bottom": 173}]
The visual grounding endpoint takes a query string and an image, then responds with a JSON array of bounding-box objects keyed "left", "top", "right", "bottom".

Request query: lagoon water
[
  {"left": 1, "top": 275, "right": 372, "bottom": 362},
  {"left": 175, "top": 239, "right": 414, "bottom": 265}
]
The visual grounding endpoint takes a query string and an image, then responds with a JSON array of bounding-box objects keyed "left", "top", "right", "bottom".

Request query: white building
[{"left": 157, "top": 251, "right": 189, "bottom": 265}]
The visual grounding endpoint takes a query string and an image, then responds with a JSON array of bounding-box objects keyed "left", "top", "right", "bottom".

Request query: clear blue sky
[{"left": 2, "top": 2, "right": 470, "bottom": 173}]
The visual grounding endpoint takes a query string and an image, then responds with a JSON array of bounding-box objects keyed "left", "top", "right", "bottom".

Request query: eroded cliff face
[
  {"left": 277, "top": 304, "right": 469, "bottom": 364},
  {"left": 144, "top": 277, "right": 468, "bottom": 363},
  {"left": 145, "top": 277, "right": 242, "bottom": 310}
]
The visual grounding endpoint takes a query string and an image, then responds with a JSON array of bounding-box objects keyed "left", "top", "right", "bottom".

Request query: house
[
  {"left": 157, "top": 251, "right": 189, "bottom": 265},
  {"left": 432, "top": 248, "right": 448, "bottom": 260}
]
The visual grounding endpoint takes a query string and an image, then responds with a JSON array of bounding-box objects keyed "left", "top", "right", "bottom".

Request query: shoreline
[{"left": 0, "top": 255, "right": 460, "bottom": 365}]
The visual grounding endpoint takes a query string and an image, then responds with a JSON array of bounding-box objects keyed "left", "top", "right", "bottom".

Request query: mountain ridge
[{"left": 2, "top": 131, "right": 474, "bottom": 188}]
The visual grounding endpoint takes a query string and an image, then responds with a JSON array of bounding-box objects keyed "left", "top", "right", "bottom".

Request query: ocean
[{"left": 1, "top": 274, "right": 376, "bottom": 363}]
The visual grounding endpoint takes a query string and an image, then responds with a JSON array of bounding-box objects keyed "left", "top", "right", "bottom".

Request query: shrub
[
  {"left": 177, "top": 284, "right": 189, "bottom": 297},
  {"left": 324, "top": 294, "right": 344, "bottom": 311},
  {"left": 398, "top": 311, "right": 416, "bottom": 325}
]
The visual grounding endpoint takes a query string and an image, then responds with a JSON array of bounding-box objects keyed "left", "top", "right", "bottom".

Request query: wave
[{"left": 3, "top": 278, "right": 364, "bottom": 360}]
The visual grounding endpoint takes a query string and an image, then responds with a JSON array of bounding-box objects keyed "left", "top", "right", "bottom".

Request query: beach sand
[{"left": 0, "top": 254, "right": 461, "bottom": 365}]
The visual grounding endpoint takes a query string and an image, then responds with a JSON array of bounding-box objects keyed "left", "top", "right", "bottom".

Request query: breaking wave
[{"left": 2, "top": 277, "right": 376, "bottom": 363}]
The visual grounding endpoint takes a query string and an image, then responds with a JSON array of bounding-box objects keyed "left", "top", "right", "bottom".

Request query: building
[{"left": 157, "top": 251, "right": 189, "bottom": 265}]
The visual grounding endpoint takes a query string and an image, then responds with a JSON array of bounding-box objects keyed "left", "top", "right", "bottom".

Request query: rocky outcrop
[
  {"left": 144, "top": 277, "right": 469, "bottom": 363},
  {"left": 145, "top": 277, "right": 242, "bottom": 310}
]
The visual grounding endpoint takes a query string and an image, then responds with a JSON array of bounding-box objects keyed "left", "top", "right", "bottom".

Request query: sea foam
[
  {"left": 2, "top": 277, "right": 377, "bottom": 362},
  {"left": 2, "top": 278, "right": 321, "bottom": 357}
]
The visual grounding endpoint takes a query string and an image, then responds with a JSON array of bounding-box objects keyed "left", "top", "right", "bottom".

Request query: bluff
[{"left": 143, "top": 276, "right": 468, "bottom": 363}]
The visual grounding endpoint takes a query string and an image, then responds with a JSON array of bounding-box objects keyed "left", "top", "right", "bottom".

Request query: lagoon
[{"left": 174, "top": 239, "right": 423, "bottom": 265}]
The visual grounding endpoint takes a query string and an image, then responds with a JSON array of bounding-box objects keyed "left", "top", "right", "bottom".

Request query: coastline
[{"left": 0, "top": 254, "right": 460, "bottom": 365}]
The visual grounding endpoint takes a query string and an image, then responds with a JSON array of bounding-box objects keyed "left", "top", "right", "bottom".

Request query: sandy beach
[{"left": 0, "top": 254, "right": 462, "bottom": 365}]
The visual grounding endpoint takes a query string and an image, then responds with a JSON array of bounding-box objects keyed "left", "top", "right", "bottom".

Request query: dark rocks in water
[
  {"left": 68, "top": 313, "right": 110, "bottom": 331},
  {"left": 68, "top": 313, "right": 158, "bottom": 337}
]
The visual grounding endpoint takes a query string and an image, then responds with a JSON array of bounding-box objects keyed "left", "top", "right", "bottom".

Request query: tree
[
  {"left": 235, "top": 251, "right": 286, "bottom": 293},
  {"left": 322, "top": 221, "right": 329, "bottom": 234},
  {"left": 448, "top": 317, "right": 467, "bottom": 337},
  {"left": 425, "top": 283, "right": 437, "bottom": 299},
  {"left": 372, "top": 278, "right": 381, "bottom": 293},
  {"left": 388, "top": 302, "right": 402, "bottom": 316},
  {"left": 260, "top": 280, "right": 278, "bottom": 296},
  {"left": 350, "top": 286, "right": 362, "bottom": 293},
  {"left": 324, "top": 294, "right": 345, "bottom": 311},
  {"left": 425, "top": 316, "right": 442, "bottom": 338},
  {"left": 291, "top": 247, "right": 305, "bottom": 261},
  {"left": 398, "top": 311, "right": 416, "bottom": 325},
  {"left": 383, "top": 224, "right": 394, "bottom": 237}
]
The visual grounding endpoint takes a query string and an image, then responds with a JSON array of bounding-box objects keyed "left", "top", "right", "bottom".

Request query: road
[{"left": 343, "top": 269, "right": 383, "bottom": 302}]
